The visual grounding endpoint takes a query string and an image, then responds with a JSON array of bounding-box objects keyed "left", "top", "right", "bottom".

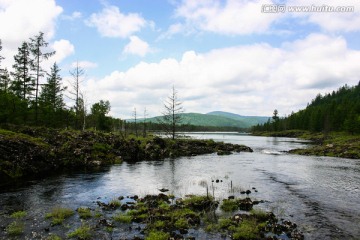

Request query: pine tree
[
  {"left": 0, "top": 40, "right": 10, "bottom": 93},
  {"left": 29, "top": 32, "right": 55, "bottom": 123},
  {"left": 10, "top": 41, "right": 34, "bottom": 100},
  {"left": 39, "top": 62, "right": 66, "bottom": 110}
]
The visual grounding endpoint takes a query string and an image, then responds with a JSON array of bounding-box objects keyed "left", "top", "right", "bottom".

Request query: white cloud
[
  {"left": 173, "top": 0, "right": 281, "bottom": 35},
  {"left": 123, "top": 36, "right": 151, "bottom": 57},
  {"left": 0, "top": 0, "right": 62, "bottom": 46},
  {"left": 50, "top": 39, "right": 75, "bottom": 63},
  {"left": 288, "top": 0, "right": 360, "bottom": 32},
  {"left": 62, "top": 11, "right": 82, "bottom": 21},
  {"left": 171, "top": 0, "right": 360, "bottom": 36},
  {"left": 86, "top": 5, "right": 147, "bottom": 38},
  {"left": 84, "top": 34, "right": 360, "bottom": 118},
  {"left": 0, "top": 0, "right": 62, "bottom": 69}
]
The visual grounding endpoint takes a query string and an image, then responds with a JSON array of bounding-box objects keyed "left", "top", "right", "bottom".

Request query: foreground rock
[{"left": 0, "top": 126, "right": 253, "bottom": 182}]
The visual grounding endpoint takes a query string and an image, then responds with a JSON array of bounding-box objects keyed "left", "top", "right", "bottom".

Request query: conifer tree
[
  {"left": 10, "top": 41, "right": 34, "bottom": 100},
  {"left": 39, "top": 62, "right": 66, "bottom": 110},
  {"left": 29, "top": 32, "right": 55, "bottom": 123}
]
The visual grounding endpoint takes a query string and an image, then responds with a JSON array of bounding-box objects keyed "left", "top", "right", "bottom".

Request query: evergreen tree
[
  {"left": 0, "top": 68, "right": 10, "bottom": 92},
  {"left": 39, "top": 62, "right": 66, "bottom": 110},
  {"left": 10, "top": 41, "right": 34, "bottom": 101},
  {"left": 29, "top": 32, "right": 55, "bottom": 123}
]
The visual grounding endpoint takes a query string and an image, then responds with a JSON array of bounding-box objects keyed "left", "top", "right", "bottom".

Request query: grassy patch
[
  {"left": 77, "top": 207, "right": 92, "bottom": 219},
  {"left": 113, "top": 213, "right": 132, "bottom": 223},
  {"left": 45, "top": 207, "right": 74, "bottom": 225},
  {"left": 232, "top": 219, "right": 260, "bottom": 240},
  {"left": 67, "top": 224, "right": 92, "bottom": 239},
  {"left": 10, "top": 210, "right": 27, "bottom": 219},
  {"left": 46, "top": 234, "right": 62, "bottom": 240},
  {"left": 146, "top": 230, "right": 170, "bottom": 240},
  {"left": 6, "top": 221, "right": 24, "bottom": 236},
  {"left": 220, "top": 199, "right": 238, "bottom": 212}
]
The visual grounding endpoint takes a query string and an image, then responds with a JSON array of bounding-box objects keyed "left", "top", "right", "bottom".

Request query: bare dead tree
[
  {"left": 68, "top": 62, "right": 85, "bottom": 129},
  {"left": 161, "top": 86, "right": 184, "bottom": 139}
]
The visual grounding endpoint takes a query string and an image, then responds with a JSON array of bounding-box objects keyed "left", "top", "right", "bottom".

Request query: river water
[{"left": 0, "top": 133, "right": 359, "bottom": 239}]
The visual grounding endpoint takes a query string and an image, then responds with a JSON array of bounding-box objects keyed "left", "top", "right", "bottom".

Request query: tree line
[
  {"left": 0, "top": 33, "right": 120, "bottom": 131},
  {"left": 0, "top": 35, "right": 189, "bottom": 137},
  {"left": 252, "top": 82, "right": 360, "bottom": 134}
]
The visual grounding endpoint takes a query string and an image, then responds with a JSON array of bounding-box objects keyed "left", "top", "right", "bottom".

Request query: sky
[{"left": 1, "top": 0, "right": 360, "bottom": 119}]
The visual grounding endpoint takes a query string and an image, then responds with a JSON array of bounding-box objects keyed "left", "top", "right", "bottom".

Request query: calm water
[{"left": 0, "top": 133, "right": 359, "bottom": 239}]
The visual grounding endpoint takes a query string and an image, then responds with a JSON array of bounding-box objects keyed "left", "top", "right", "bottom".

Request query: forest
[
  {"left": 0, "top": 33, "right": 132, "bottom": 133},
  {"left": 252, "top": 82, "right": 360, "bottom": 134}
]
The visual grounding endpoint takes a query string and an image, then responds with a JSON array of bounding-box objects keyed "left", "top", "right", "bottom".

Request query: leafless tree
[
  {"left": 161, "top": 86, "right": 184, "bottom": 139},
  {"left": 68, "top": 62, "right": 85, "bottom": 129}
]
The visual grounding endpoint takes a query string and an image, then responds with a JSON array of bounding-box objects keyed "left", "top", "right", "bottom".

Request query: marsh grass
[
  {"left": 67, "top": 223, "right": 92, "bottom": 239},
  {"left": 6, "top": 221, "right": 24, "bottom": 236},
  {"left": 113, "top": 212, "right": 132, "bottom": 223},
  {"left": 10, "top": 210, "right": 27, "bottom": 219},
  {"left": 77, "top": 207, "right": 92, "bottom": 219},
  {"left": 146, "top": 230, "right": 170, "bottom": 240},
  {"left": 45, "top": 207, "right": 74, "bottom": 225}
]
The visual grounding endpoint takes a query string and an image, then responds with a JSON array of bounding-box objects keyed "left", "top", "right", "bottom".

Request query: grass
[
  {"left": 77, "top": 207, "right": 92, "bottom": 219},
  {"left": 10, "top": 210, "right": 27, "bottom": 219},
  {"left": 45, "top": 207, "right": 74, "bottom": 225},
  {"left": 113, "top": 212, "right": 132, "bottom": 223},
  {"left": 220, "top": 199, "right": 238, "bottom": 212},
  {"left": 232, "top": 219, "right": 260, "bottom": 240},
  {"left": 174, "top": 218, "right": 189, "bottom": 229},
  {"left": 46, "top": 234, "right": 62, "bottom": 240},
  {"left": 108, "top": 198, "right": 121, "bottom": 208},
  {"left": 6, "top": 221, "right": 24, "bottom": 236},
  {"left": 67, "top": 224, "right": 92, "bottom": 239},
  {"left": 146, "top": 230, "right": 170, "bottom": 240}
]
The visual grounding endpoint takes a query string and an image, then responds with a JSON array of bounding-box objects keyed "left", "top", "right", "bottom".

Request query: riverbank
[
  {"left": 252, "top": 130, "right": 360, "bottom": 159},
  {"left": 0, "top": 126, "right": 253, "bottom": 183},
  {"left": 1, "top": 192, "right": 304, "bottom": 240}
]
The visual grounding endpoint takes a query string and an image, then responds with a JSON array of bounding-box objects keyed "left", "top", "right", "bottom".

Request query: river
[{"left": 0, "top": 133, "right": 359, "bottom": 239}]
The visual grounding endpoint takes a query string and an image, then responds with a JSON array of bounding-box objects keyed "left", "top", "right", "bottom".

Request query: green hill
[
  {"left": 132, "top": 111, "right": 270, "bottom": 129},
  {"left": 206, "top": 111, "right": 269, "bottom": 126}
]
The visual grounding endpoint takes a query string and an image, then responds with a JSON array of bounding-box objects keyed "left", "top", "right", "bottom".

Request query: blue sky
[{"left": 1, "top": 0, "right": 360, "bottom": 118}]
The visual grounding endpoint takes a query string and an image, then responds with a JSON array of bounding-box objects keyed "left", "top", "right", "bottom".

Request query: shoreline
[
  {"left": 252, "top": 130, "right": 360, "bottom": 159},
  {"left": 0, "top": 126, "right": 253, "bottom": 183}
]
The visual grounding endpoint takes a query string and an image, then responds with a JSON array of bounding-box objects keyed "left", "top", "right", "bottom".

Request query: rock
[{"left": 159, "top": 188, "right": 169, "bottom": 192}]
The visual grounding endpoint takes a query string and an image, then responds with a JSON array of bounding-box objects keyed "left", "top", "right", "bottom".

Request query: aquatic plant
[
  {"left": 113, "top": 213, "right": 132, "bottom": 223},
  {"left": 77, "top": 207, "right": 92, "bottom": 219},
  {"left": 10, "top": 210, "right": 27, "bottom": 219},
  {"left": 67, "top": 223, "right": 92, "bottom": 239},
  {"left": 220, "top": 199, "right": 238, "bottom": 212},
  {"left": 6, "top": 221, "right": 24, "bottom": 236},
  {"left": 146, "top": 230, "right": 170, "bottom": 240},
  {"left": 45, "top": 207, "right": 74, "bottom": 225}
]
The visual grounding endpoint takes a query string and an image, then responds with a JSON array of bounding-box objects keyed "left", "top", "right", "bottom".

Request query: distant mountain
[
  {"left": 132, "top": 111, "right": 269, "bottom": 129},
  {"left": 206, "top": 111, "right": 269, "bottom": 127}
]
